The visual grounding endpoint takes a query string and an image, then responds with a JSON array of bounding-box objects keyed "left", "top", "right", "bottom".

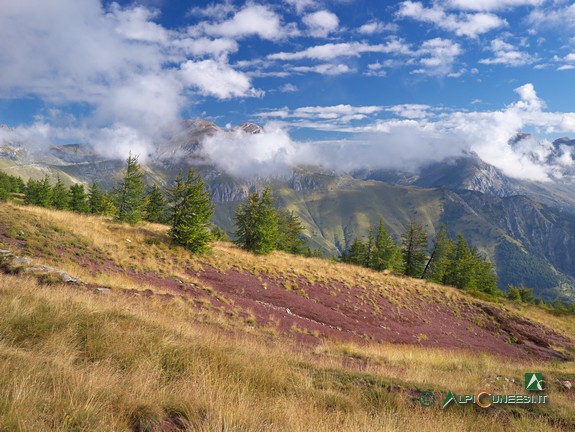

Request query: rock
[
  {"left": 13, "top": 257, "right": 33, "bottom": 265},
  {"left": 23, "top": 265, "right": 84, "bottom": 284},
  {"left": 95, "top": 287, "right": 111, "bottom": 295}
]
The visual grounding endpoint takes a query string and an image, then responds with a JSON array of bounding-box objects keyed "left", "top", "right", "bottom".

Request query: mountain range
[{"left": 1, "top": 120, "right": 575, "bottom": 301}]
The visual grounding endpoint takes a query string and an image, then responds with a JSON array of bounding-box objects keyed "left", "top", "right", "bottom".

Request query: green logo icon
[
  {"left": 419, "top": 391, "right": 435, "bottom": 408},
  {"left": 525, "top": 373, "right": 544, "bottom": 391},
  {"left": 442, "top": 391, "right": 458, "bottom": 409}
]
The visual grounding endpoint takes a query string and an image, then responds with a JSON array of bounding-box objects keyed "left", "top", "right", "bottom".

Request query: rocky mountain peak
[{"left": 235, "top": 122, "right": 263, "bottom": 134}]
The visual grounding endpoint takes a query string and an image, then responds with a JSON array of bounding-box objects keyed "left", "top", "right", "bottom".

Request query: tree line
[
  {"left": 341, "top": 220, "right": 499, "bottom": 295},
  {"left": 0, "top": 171, "right": 25, "bottom": 201},
  {"left": 8, "top": 154, "right": 307, "bottom": 256},
  {"left": 3, "top": 159, "right": 575, "bottom": 310}
]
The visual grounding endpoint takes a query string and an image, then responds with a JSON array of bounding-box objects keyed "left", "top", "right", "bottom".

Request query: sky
[{"left": 1, "top": 0, "right": 575, "bottom": 181}]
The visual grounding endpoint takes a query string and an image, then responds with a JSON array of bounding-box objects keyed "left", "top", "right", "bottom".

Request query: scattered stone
[
  {"left": 13, "top": 257, "right": 33, "bottom": 265},
  {"left": 0, "top": 248, "right": 84, "bottom": 285},
  {"left": 95, "top": 287, "right": 111, "bottom": 295}
]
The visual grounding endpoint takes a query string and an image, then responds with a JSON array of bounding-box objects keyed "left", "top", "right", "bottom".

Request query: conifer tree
[
  {"left": 471, "top": 248, "right": 498, "bottom": 294},
  {"left": 372, "top": 219, "right": 402, "bottom": 272},
  {"left": 234, "top": 186, "right": 278, "bottom": 255},
  {"left": 0, "top": 184, "right": 7, "bottom": 201},
  {"left": 423, "top": 225, "right": 453, "bottom": 283},
  {"left": 401, "top": 222, "right": 428, "bottom": 278},
  {"left": 364, "top": 227, "right": 375, "bottom": 268},
  {"left": 144, "top": 185, "right": 168, "bottom": 224},
  {"left": 101, "top": 193, "right": 118, "bottom": 217},
  {"left": 341, "top": 238, "right": 366, "bottom": 266},
  {"left": 68, "top": 184, "right": 89, "bottom": 213},
  {"left": 51, "top": 177, "right": 69, "bottom": 210},
  {"left": 115, "top": 153, "right": 146, "bottom": 224},
  {"left": 24, "top": 178, "right": 40, "bottom": 205},
  {"left": 88, "top": 182, "right": 105, "bottom": 214},
  {"left": 38, "top": 175, "right": 53, "bottom": 208},
  {"left": 168, "top": 168, "right": 214, "bottom": 253},
  {"left": 276, "top": 209, "right": 305, "bottom": 254},
  {"left": 444, "top": 234, "right": 476, "bottom": 289}
]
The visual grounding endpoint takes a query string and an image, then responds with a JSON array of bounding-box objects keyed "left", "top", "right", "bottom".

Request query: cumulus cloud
[
  {"left": 285, "top": 0, "right": 319, "bottom": 15},
  {"left": 216, "top": 85, "right": 575, "bottom": 182},
  {"left": 200, "top": 123, "right": 316, "bottom": 178},
  {"left": 479, "top": 39, "right": 534, "bottom": 67},
  {"left": 190, "top": 3, "right": 297, "bottom": 40},
  {"left": 268, "top": 40, "right": 411, "bottom": 61},
  {"left": 258, "top": 104, "right": 383, "bottom": 125},
  {"left": 180, "top": 59, "right": 263, "bottom": 99},
  {"left": 528, "top": 3, "right": 575, "bottom": 29},
  {"left": 446, "top": 0, "right": 543, "bottom": 11},
  {"left": 302, "top": 10, "right": 339, "bottom": 37},
  {"left": 413, "top": 38, "right": 462, "bottom": 76},
  {"left": 0, "top": 0, "right": 262, "bottom": 160},
  {"left": 292, "top": 63, "right": 352, "bottom": 75},
  {"left": 397, "top": 1, "right": 506, "bottom": 38},
  {"left": 358, "top": 20, "right": 398, "bottom": 34}
]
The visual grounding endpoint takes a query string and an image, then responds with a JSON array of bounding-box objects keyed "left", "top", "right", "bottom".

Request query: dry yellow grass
[
  {"left": 0, "top": 203, "right": 574, "bottom": 431},
  {"left": 0, "top": 275, "right": 572, "bottom": 432}
]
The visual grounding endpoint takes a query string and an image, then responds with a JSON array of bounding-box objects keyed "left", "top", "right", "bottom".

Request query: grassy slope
[
  {"left": 1, "top": 156, "right": 572, "bottom": 298},
  {"left": 0, "top": 203, "right": 574, "bottom": 431}
]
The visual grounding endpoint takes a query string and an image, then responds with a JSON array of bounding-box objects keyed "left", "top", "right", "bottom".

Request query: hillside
[
  {"left": 0, "top": 203, "right": 574, "bottom": 430},
  {"left": 3, "top": 126, "right": 575, "bottom": 300}
]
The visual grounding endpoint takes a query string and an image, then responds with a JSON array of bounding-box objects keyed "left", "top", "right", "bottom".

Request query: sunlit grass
[{"left": 0, "top": 203, "right": 574, "bottom": 431}]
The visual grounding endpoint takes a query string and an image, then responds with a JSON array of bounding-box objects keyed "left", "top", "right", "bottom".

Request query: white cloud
[
  {"left": 365, "top": 62, "right": 387, "bottom": 77},
  {"left": 279, "top": 83, "right": 298, "bottom": 93},
  {"left": 528, "top": 4, "right": 575, "bottom": 29},
  {"left": 358, "top": 20, "right": 398, "bottom": 34},
  {"left": 479, "top": 38, "right": 534, "bottom": 67},
  {"left": 268, "top": 40, "right": 412, "bottom": 60},
  {"left": 0, "top": 0, "right": 264, "bottom": 160},
  {"left": 108, "top": 4, "right": 168, "bottom": 43},
  {"left": 258, "top": 104, "right": 383, "bottom": 125},
  {"left": 302, "top": 10, "right": 339, "bottom": 37},
  {"left": 191, "top": 4, "right": 296, "bottom": 40},
  {"left": 180, "top": 59, "right": 263, "bottom": 99},
  {"left": 188, "top": 1, "right": 235, "bottom": 20},
  {"left": 174, "top": 37, "right": 238, "bottom": 58},
  {"left": 292, "top": 63, "right": 352, "bottom": 75},
  {"left": 285, "top": 0, "right": 319, "bottom": 15},
  {"left": 397, "top": 1, "right": 506, "bottom": 38},
  {"left": 294, "top": 105, "right": 382, "bottom": 119},
  {"left": 242, "top": 85, "right": 575, "bottom": 181},
  {"left": 386, "top": 104, "right": 431, "bottom": 119},
  {"left": 446, "top": 0, "right": 543, "bottom": 11},
  {"left": 414, "top": 38, "right": 462, "bottom": 76},
  {"left": 201, "top": 122, "right": 315, "bottom": 178},
  {"left": 552, "top": 53, "right": 575, "bottom": 71}
]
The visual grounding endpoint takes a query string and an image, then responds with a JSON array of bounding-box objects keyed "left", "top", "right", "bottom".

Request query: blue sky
[{"left": 1, "top": 0, "right": 575, "bottom": 180}]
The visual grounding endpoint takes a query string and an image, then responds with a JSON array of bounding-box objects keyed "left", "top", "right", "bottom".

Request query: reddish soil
[
  {"left": 1, "top": 220, "right": 572, "bottom": 361},
  {"left": 186, "top": 266, "right": 573, "bottom": 360}
]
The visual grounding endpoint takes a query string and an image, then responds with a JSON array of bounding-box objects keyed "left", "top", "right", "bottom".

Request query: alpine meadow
[{"left": 1, "top": 1, "right": 575, "bottom": 431}]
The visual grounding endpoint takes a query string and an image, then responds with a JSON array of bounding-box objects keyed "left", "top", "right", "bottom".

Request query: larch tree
[
  {"left": 51, "top": 177, "right": 69, "bottom": 210},
  {"left": 168, "top": 168, "right": 214, "bottom": 253},
  {"left": 115, "top": 153, "right": 146, "bottom": 224},
  {"left": 401, "top": 222, "right": 429, "bottom": 278},
  {"left": 234, "top": 186, "right": 279, "bottom": 255}
]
